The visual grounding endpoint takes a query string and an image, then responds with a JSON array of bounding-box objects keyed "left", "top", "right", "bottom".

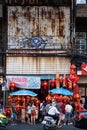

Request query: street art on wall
[{"left": 8, "top": 6, "right": 70, "bottom": 49}]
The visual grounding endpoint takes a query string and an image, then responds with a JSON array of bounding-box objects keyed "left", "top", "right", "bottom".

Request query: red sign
[{"left": 81, "top": 64, "right": 87, "bottom": 75}]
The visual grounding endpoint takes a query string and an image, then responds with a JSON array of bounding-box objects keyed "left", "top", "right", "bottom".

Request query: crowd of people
[{"left": 3, "top": 97, "right": 86, "bottom": 126}]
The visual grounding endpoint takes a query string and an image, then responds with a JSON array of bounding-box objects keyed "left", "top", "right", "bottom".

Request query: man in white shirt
[
  {"left": 65, "top": 102, "right": 73, "bottom": 125},
  {"left": 48, "top": 101, "right": 60, "bottom": 124}
]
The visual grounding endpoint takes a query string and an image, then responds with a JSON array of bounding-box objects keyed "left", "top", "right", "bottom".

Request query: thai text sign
[{"left": 6, "top": 76, "right": 41, "bottom": 89}]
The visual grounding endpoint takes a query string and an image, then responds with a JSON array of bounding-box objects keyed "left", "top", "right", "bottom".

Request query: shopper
[
  {"left": 64, "top": 102, "right": 73, "bottom": 125},
  {"left": 27, "top": 103, "right": 31, "bottom": 124},
  {"left": 31, "top": 102, "right": 36, "bottom": 125},
  {"left": 11, "top": 108, "right": 17, "bottom": 125}
]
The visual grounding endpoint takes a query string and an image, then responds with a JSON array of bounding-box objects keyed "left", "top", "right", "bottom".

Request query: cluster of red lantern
[
  {"left": 45, "top": 94, "right": 71, "bottom": 103},
  {"left": 41, "top": 77, "right": 64, "bottom": 91},
  {"left": 6, "top": 95, "right": 40, "bottom": 117},
  {"left": 41, "top": 80, "right": 49, "bottom": 90},
  {"left": 9, "top": 82, "right": 16, "bottom": 91}
]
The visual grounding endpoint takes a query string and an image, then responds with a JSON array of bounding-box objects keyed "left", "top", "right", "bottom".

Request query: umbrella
[
  {"left": 49, "top": 87, "right": 73, "bottom": 96},
  {"left": 10, "top": 90, "right": 37, "bottom": 96}
]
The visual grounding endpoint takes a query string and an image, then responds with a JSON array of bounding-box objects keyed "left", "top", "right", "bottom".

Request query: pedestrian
[
  {"left": 64, "top": 102, "right": 73, "bottom": 125},
  {"left": 39, "top": 100, "right": 45, "bottom": 121},
  {"left": 25, "top": 112, "right": 28, "bottom": 123},
  {"left": 41, "top": 103, "right": 46, "bottom": 120},
  {"left": 11, "top": 107, "right": 17, "bottom": 125},
  {"left": 70, "top": 101, "right": 76, "bottom": 122},
  {"left": 45, "top": 101, "right": 51, "bottom": 115},
  {"left": 31, "top": 101, "right": 36, "bottom": 125},
  {"left": 27, "top": 102, "right": 31, "bottom": 124}
]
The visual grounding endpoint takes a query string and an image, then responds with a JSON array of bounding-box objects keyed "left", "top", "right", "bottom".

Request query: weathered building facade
[{"left": 0, "top": 0, "right": 87, "bottom": 103}]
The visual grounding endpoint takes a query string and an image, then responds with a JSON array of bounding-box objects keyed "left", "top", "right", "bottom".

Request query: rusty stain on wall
[
  {"left": 6, "top": 57, "right": 70, "bottom": 75},
  {"left": 8, "top": 6, "right": 70, "bottom": 49}
]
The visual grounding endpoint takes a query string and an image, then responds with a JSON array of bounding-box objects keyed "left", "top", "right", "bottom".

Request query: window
[{"left": 76, "top": 32, "right": 87, "bottom": 54}]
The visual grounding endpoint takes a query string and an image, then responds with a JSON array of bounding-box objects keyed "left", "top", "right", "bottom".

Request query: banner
[{"left": 6, "top": 76, "right": 41, "bottom": 89}]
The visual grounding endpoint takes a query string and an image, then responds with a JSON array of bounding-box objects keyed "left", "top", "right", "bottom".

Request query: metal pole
[{"left": 3, "top": 90, "right": 5, "bottom": 107}]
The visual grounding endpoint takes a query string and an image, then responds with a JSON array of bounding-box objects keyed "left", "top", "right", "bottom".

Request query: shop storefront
[{"left": 77, "top": 64, "right": 87, "bottom": 103}]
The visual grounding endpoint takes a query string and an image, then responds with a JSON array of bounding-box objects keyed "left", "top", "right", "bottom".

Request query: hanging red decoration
[
  {"left": 56, "top": 72, "right": 60, "bottom": 88},
  {"left": 9, "top": 82, "right": 16, "bottom": 91},
  {"left": 74, "top": 93, "right": 81, "bottom": 100},
  {"left": 5, "top": 107, "right": 11, "bottom": 117},
  {"left": 59, "top": 76, "right": 63, "bottom": 85},
  {"left": 46, "top": 95, "right": 52, "bottom": 102},
  {"left": 70, "top": 64, "right": 76, "bottom": 70},
  {"left": 53, "top": 95, "right": 59, "bottom": 101},
  {"left": 15, "top": 104, "right": 21, "bottom": 113},
  {"left": 50, "top": 79, "right": 56, "bottom": 88},
  {"left": 63, "top": 74, "right": 66, "bottom": 87},
  {"left": 63, "top": 96, "right": 70, "bottom": 103},
  {"left": 58, "top": 95, "right": 63, "bottom": 102},
  {"left": 41, "top": 81, "right": 48, "bottom": 90},
  {"left": 35, "top": 99, "right": 40, "bottom": 106}
]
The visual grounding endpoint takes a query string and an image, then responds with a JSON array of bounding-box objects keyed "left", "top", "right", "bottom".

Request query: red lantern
[
  {"left": 5, "top": 107, "right": 11, "bottom": 117},
  {"left": 41, "top": 81, "right": 48, "bottom": 90},
  {"left": 50, "top": 79, "right": 56, "bottom": 88},
  {"left": 46, "top": 95, "right": 52, "bottom": 102},
  {"left": 63, "top": 96, "right": 69, "bottom": 103},
  {"left": 53, "top": 95, "right": 59, "bottom": 101},
  {"left": 74, "top": 93, "right": 81, "bottom": 100},
  {"left": 70, "top": 64, "right": 76, "bottom": 70},
  {"left": 58, "top": 95, "right": 63, "bottom": 102},
  {"left": 16, "top": 104, "right": 21, "bottom": 113},
  {"left": 9, "top": 82, "right": 16, "bottom": 91},
  {"left": 35, "top": 99, "right": 40, "bottom": 106}
]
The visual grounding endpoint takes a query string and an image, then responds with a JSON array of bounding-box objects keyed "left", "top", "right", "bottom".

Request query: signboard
[
  {"left": 76, "top": 0, "right": 86, "bottom": 4},
  {"left": 5, "top": 0, "right": 70, "bottom": 6},
  {"left": 8, "top": 6, "right": 70, "bottom": 49},
  {"left": 81, "top": 64, "right": 87, "bottom": 75},
  {"left": 6, "top": 76, "right": 41, "bottom": 89}
]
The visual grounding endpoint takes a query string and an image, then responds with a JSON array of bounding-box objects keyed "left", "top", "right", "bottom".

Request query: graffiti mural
[{"left": 8, "top": 6, "right": 70, "bottom": 49}]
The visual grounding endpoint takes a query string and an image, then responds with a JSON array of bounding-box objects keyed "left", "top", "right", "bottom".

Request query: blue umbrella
[
  {"left": 10, "top": 90, "right": 37, "bottom": 96},
  {"left": 49, "top": 87, "right": 73, "bottom": 96}
]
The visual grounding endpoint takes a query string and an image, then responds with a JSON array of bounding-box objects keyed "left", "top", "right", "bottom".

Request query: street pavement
[{"left": 5, "top": 122, "right": 86, "bottom": 130}]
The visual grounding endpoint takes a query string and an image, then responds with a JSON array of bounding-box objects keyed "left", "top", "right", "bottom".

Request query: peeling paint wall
[{"left": 8, "top": 6, "right": 70, "bottom": 49}]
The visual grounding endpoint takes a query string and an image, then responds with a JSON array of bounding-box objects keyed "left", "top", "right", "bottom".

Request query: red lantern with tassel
[
  {"left": 35, "top": 99, "right": 40, "bottom": 106},
  {"left": 74, "top": 93, "right": 81, "bottom": 100},
  {"left": 46, "top": 95, "right": 52, "bottom": 102},
  {"left": 41, "top": 81, "right": 48, "bottom": 90},
  {"left": 9, "top": 82, "right": 16, "bottom": 91},
  {"left": 50, "top": 79, "right": 56, "bottom": 88}
]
